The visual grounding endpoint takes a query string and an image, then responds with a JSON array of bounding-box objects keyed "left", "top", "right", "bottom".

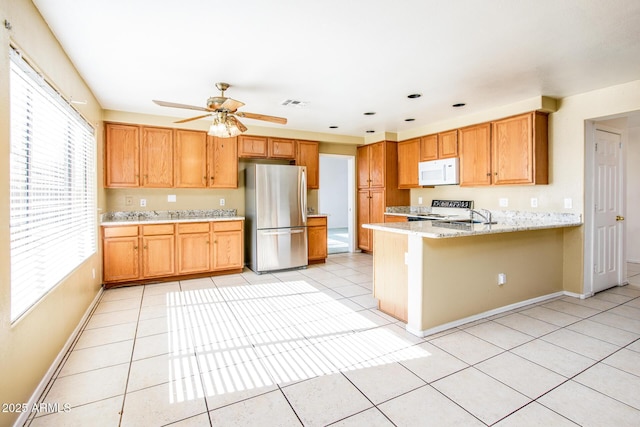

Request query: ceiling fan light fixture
[{"left": 208, "top": 113, "right": 243, "bottom": 138}]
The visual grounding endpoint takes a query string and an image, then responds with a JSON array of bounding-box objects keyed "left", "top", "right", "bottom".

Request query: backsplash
[{"left": 102, "top": 209, "right": 238, "bottom": 222}]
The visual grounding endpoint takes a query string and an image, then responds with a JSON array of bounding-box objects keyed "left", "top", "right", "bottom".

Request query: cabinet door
[
  {"left": 208, "top": 136, "right": 238, "bottom": 188},
  {"left": 420, "top": 134, "right": 438, "bottom": 161},
  {"left": 141, "top": 127, "right": 173, "bottom": 187},
  {"left": 370, "top": 189, "right": 386, "bottom": 224},
  {"left": 268, "top": 138, "right": 296, "bottom": 159},
  {"left": 307, "top": 217, "right": 327, "bottom": 261},
  {"left": 103, "top": 236, "right": 140, "bottom": 282},
  {"left": 175, "top": 129, "right": 207, "bottom": 188},
  {"left": 212, "top": 230, "right": 243, "bottom": 270},
  {"left": 492, "top": 113, "right": 534, "bottom": 185},
  {"left": 357, "top": 190, "right": 372, "bottom": 251},
  {"left": 238, "top": 135, "right": 268, "bottom": 158},
  {"left": 397, "top": 139, "right": 420, "bottom": 189},
  {"left": 142, "top": 234, "right": 175, "bottom": 278},
  {"left": 369, "top": 142, "right": 385, "bottom": 187},
  {"left": 177, "top": 232, "right": 211, "bottom": 274},
  {"left": 357, "top": 145, "right": 371, "bottom": 189},
  {"left": 438, "top": 130, "right": 458, "bottom": 159},
  {"left": 459, "top": 123, "right": 492, "bottom": 186},
  {"left": 296, "top": 140, "right": 319, "bottom": 189},
  {"left": 105, "top": 123, "right": 139, "bottom": 187}
]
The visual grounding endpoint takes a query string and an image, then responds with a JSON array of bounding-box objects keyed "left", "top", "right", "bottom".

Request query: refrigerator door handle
[
  {"left": 261, "top": 229, "right": 305, "bottom": 236},
  {"left": 301, "top": 169, "right": 307, "bottom": 223}
]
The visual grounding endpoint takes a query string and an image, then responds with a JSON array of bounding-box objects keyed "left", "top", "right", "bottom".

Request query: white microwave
[{"left": 418, "top": 158, "right": 460, "bottom": 186}]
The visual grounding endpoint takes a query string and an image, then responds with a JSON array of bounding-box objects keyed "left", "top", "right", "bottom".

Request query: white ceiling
[{"left": 33, "top": 0, "right": 640, "bottom": 137}]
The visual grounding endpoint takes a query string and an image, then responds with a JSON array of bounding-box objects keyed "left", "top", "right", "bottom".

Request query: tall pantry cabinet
[{"left": 357, "top": 141, "right": 409, "bottom": 252}]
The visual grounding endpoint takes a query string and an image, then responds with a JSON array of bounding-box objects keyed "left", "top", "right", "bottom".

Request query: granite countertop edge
[{"left": 363, "top": 220, "right": 583, "bottom": 239}]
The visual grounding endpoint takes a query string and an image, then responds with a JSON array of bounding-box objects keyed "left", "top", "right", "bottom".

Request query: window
[{"left": 9, "top": 48, "right": 97, "bottom": 321}]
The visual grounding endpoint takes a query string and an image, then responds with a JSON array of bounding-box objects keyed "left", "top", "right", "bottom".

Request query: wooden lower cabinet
[
  {"left": 142, "top": 224, "right": 175, "bottom": 278},
  {"left": 358, "top": 189, "right": 386, "bottom": 252},
  {"left": 211, "top": 221, "right": 244, "bottom": 271},
  {"left": 103, "top": 225, "right": 140, "bottom": 282},
  {"left": 384, "top": 215, "right": 408, "bottom": 223},
  {"left": 307, "top": 216, "right": 328, "bottom": 264},
  {"left": 102, "top": 220, "right": 244, "bottom": 286},
  {"left": 177, "top": 223, "right": 211, "bottom": 274}
]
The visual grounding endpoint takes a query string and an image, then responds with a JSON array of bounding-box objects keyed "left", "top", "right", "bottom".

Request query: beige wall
[
  {"left": 0, "top": 1, "right": 104, "bottom": 426},
  {"left": 421, "top": 229, "right": 565, "bottom": 330}
]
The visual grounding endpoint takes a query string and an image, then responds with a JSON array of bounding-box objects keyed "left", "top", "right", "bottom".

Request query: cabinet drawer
[
  {"left": 103, "top": 225, "right": 138, "bottom": 238},
  {"left": 142, "top": 223, "right": 174, "bottom": 235},
  {"left": 177, "top": 222, "right": 210, "bottom": 234},
  {"left": 307, "top": 216, "right": 327, "bottom": 227},
  {"left": 212, "top": 220, "right": 242, "bottom": 232}
]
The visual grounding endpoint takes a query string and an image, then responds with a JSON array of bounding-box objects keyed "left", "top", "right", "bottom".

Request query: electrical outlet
[
  {"left": 531, "top": 198, "right": 538, "bottom": 208},
  {"left": 220, "top": 198, "right": 225, "bottom": 206},
  {"left": 168, "top": 195, "right": 176, "bottom": 202},
  {"left": 125, "top": 196, "right": 133, "bottom": 206},
  {"left": 140, "top": 198, "right": 146, "bottom": 207},
  {"left": 499, "top": 198, "right": 509, "bottom": 207},
  {"left": 498, "top": 273, "right": 507, "bottom": 285},
  {"left": 418, "top": 197, "right": 423, "bottom": 205}
]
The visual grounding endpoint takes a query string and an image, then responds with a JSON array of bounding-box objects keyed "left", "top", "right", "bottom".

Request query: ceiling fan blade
[
  {"left": 153, "top": 100, "right": 210, "bottom": 112},
  {"left": 220, "top": 98, "right": 245, "bottom": 112},
  {"left": 235, "top": 111, "right": 287, "bottom": 125},
  {"left": 174, "top": 113, "right": 212, "bottom": 124},
  {"left": 228, "top": 116, "right": 248, "bottom": 132}
]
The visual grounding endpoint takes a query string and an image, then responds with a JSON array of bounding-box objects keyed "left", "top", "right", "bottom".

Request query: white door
[{"left": 593, "top": 129, "right": 624, "bottom": 293}]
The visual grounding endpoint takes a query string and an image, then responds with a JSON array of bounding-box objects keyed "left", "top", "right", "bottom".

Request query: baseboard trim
[
  {"left": 409, "top": 291, "right": 566, "bottom": 338},
  {"left": 14, "top": 287, "right": 104, "bottom": 427}
]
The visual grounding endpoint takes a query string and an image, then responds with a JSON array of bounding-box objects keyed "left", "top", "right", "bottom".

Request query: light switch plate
[
  {"left": 418, "top": 197, "right": 423, "bottom": 205},
  {"left": 140, "top": 198, "right": 146, "bottom": 207},
  {"left": 499, "top": 198, "right": 509, "bottom": 207},
  {"left": 564, "top": 198, "right": 573, "bottom": 209},
  {"left": 168, "top": 194, "right": 176, "bottom": 202}
]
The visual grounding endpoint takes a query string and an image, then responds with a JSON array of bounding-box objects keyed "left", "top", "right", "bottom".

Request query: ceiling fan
[{"left": 153, "top": 82, "right": 287, "bottom": 138}]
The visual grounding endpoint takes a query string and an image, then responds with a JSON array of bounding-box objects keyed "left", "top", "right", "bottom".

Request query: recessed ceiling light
[
  {"left": 407, "top": 93, "right": 421, "bottom": 99},
  {"left": 363, "top": 112, "right": 376, "bottom": 116},
  {"left": 452, "top": 103, "right": 466, "bottom": 108},
  {"left": 329, "top": 125, "right": 338, "bottom": 129},
  {"left": 405, "top": 118, "right": 415, "bottom": 122},
  {"left": 366, "top": 130, "right": 375, "bottom": 133}
]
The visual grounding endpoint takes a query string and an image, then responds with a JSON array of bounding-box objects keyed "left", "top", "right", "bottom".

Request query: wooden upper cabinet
[
  {"left": 296, "top": 140, "right": 319, "bottom": 189},
  {"left": 207, "top": 136, "right": 238, "bottom": 188},
  {"left": 397, "top": 138, "right": 420, "bottom": 189},
  {"left": 141, "top": 127, "right": 173, "bottom": 187},
  {"left": 438, "top": 130, "right": 458, "bottom": 158},
  {"left": 268, "top": 138, "right": 296, "bottom": 159},
  {"left": 358, "top": 142, "right": 385, "bottom": 188},
  {"left": 419, "top": 134, "right": 438, "bottom": 161},
  {"left": 105, "top": 123, "right": 139, "bottom": 187},
  {"left": 238, "top": 135, "right": 268, "bottom": 158},
  {"left": 459, "top": 123, "right": 492, "bottom": 186},
  {"left": 491, "top": 112, "right": 548, "bottom": 185},
  {"left": 174, "top": 129, "right": 208, "bottom": 188}
]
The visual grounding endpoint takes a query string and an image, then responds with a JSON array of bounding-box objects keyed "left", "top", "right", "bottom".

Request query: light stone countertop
[
  {"left": 101, "top": 209, "right": 244, "bottom": 226},
  {"left": 365, "top": 210, "right": 582, "bottom": 239}
]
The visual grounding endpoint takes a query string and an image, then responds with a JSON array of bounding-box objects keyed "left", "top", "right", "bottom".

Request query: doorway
[
  {"left": 585, "top": 112, "right": 640, "bottom": 294},
  {"left": 319, "top": 154, "right": 356, "bottom": 254}
]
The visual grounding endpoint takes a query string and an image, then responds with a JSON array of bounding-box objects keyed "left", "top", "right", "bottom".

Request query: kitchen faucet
[{"left": 469, "top": 208, "right": 494, "bottom": 224}]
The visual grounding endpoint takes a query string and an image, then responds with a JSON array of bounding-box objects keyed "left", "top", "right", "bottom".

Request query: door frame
[
  {"left": 584, "top": 121, "right": 628, "bottom": 295},
  {"left": 318, "top": 153, "right": 357, "bottom": 253}
]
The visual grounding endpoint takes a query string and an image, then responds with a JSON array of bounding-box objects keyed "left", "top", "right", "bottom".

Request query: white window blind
[{"left": 9, "top": 48, "right": 97, "bottom": 321}]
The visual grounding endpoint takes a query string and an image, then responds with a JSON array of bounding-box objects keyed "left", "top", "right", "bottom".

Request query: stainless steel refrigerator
[{"left": 245, "top": 164, "right": 308, "bottom": 273}]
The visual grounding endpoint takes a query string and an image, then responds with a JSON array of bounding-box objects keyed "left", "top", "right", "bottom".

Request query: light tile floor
[{"left": 24, "top": 256, "right": 640, "bottom": 426}]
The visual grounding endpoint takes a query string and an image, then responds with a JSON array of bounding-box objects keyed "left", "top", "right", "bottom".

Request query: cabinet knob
[
  {"left": 134, "top": 246, "right": 138, "bottom": 250},
  {"left": 486, "top": 173, "right": 491, "bottom": 177},
  {"left": 143, "top": 245, "right": 147, "bottom": 249}
]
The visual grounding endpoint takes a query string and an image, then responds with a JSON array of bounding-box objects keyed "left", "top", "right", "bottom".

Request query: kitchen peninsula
[{"left": 363, "top": 211, "right": 582, "bottom": 337}]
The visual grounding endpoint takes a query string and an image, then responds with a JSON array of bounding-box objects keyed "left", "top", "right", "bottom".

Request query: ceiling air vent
[{"left": 280, "top": 99, "right": 308, "bottom": 108}]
